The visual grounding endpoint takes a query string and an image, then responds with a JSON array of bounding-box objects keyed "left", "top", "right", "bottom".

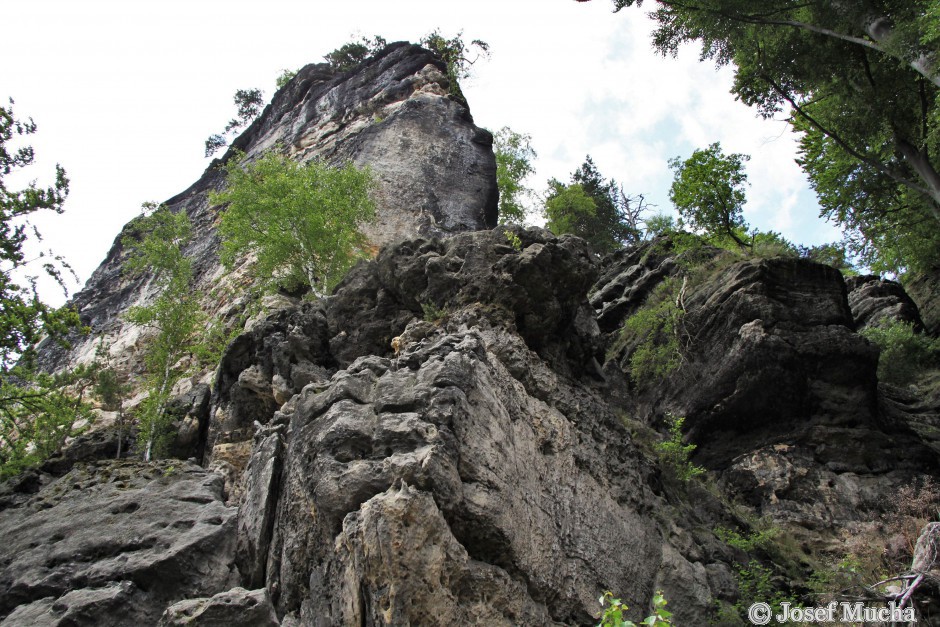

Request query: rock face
[
  {"left": 36, "top": 41, "right": 497, "bottom": 384},
  {"left": 0, "top": 461, "right": 237, "bottom": 625},
  {"left": 14, "top": 41, "right": 940, "bottom": 626},
  {"left": 846, "top": 274, "right": 924, "bottom": 330}
]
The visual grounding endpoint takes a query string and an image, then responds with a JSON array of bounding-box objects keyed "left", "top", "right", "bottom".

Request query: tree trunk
[{"left": 896, "top": 139, "right": 940, "bottom": 224}]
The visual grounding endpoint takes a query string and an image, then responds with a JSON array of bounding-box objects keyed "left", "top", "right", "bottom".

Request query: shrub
[
  {"left": 861, "top": 319, "right": 939, "bottom": 385},
  {"left": 657, "top": 414, "right": 705, "bottom": 482},
  {"left": 619, "top": 278, "right": 685, "bottom": 386},
  {"left": 598, "top": 590, "right": 673, "bottom": 627}
]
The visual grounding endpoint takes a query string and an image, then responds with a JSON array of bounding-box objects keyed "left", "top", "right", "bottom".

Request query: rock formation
[{"left": 7, "top": 42, "right": 940, "bottom": 626}]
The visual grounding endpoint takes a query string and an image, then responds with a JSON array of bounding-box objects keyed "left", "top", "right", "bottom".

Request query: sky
[{"left": 2, "top": 0, "right": 842, "bottom": 305}]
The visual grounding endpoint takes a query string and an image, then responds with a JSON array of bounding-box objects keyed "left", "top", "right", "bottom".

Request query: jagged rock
[
  {"left": 608, "top": 255, "right": 940, "bottom": 535},
  {"left": 236, "top": 425, "right": 285, "bottom": 589},
  {"left": 0, "top": 461, "right": 238, "bottom": 624},
  {"left": 846, "top": 274, "right": 923, "bottom": 331},
  {"left": 207, "top": 226, "right": 602, "bottom": 462},
  {"left": 260, "top": 320, "right": 710, "bottom": 625},
  {"left": 159, "top": 587, "right": 278, "bottom": 626}
]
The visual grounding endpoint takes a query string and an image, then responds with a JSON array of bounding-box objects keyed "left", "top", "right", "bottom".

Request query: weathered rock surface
[
  {"left": 0, "top": 461, "right": 238, "bottom": 624},
  {"left": 159, "top": 587, "right": 278, "bottom": 627},
  {"left": 250, "top": 318, "right": 715, "bottom": 625},
  {"left": 596, "top": 249, "right": 940, "bottom": 539},
  {"left": 846, "top": 274, "right": 923, "bottom": 331}
]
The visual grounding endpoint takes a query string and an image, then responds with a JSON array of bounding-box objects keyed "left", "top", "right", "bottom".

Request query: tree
[
  {"left": 493, "top": 127, "right": 537, "bottom": 224},
  {"left": 544, "top": 156, "right": 639, "bottom": 253},
  {"left": 122, "top": 204, "right": 202, "bottom": 461},
  {"left": 0, "top": 99, "right": 88, "bottom": 478},
  {"left": 204, "top": 88, "right": 265, "bottom": 157},
  {"left": 210, "top": 151, "right": 376, "bottom": 295},
  {"left": 668, "top": 142, "right": 751, "bottom": 249},
  {"left": 420, "top": 30, "right": 490, "bottom": 101},
  {"left": 324, "top": 35, "right": 387, "bottom": 71},
  {"left": 608, "top": 0, "right": 940, "bottom": 273}
]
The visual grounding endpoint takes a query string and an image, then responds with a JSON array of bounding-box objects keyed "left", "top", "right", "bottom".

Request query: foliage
[
  {"left": 421, "top": 302, "right": 446, "bottom": 323},
  {"left": 0, "top": 99, "right": 87, "bottom": 479},
  {"left": 420, "top": 30, "right": 490, "bottom": 100},
  {"left": 0, "top": 99, "right": 81, "bottom": 371},
  {"left": 715, "top": 524, "right": 779, "bottom": 553},
  {"left": 0, "top": 366, "right": 97, "bottom": 479},
  {"left": 611, "top": 0, "right": 940, "bottom": 274},
  {"left": 544, "top": 157, "right": 641, "bottom": 253},
  {"left": 493, "top": 127, "right": 537, "bottom": 224},
  {"left": 210, "top": 151, "right": 376, "bottom": 295},
  {"left": 644, "top": 213, "right": 677, "bottom": 237},
  {"left": 620, "top": 277, "right": 685, "bottom": 385},
  {"left": 669, "top": 142, "right": 751, "bottom": 249},
  {"left": 860, "top": 319, "right": 939, "bottom": 385},
  {"left": 204, "top": 88, "right": 265, "bottom": 157},
  {"left": 503, "top": 229, "right": 523, "bottom": 252},
  {"left": 276, "top": 68, "right": 298, "bottom": 89},
  {"left": 656, "top": 414, "right": 705, "bottom": 482},
  {"left": 122, "top": 204, "right": 203, "bottom": 461},
  {"left": 598, "top": 590, "right": 673, "bottom": 627},
  {"left": 324, "top": 35, "right": 387, "bottom": 71},
  {"left": 730, "top": 560, "right": 793, "bottom": 625}
]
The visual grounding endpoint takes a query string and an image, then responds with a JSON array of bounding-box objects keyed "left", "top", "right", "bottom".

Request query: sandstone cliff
[{"left": 5, "top": 43, "right": 940, "bottom": 627}]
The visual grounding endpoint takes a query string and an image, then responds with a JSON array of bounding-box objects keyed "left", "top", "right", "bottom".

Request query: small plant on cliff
[
  {"left": 420, "top": 30, "right": 490, "bottom": 100},
  {"left": 657, "top": 414, "right": 705, "bottom": 483},
  {"left": 210, "top": 151, "right": 376, "bottom": 296},
  {"left": 616, "top": 277, "right": 686, "bottom": 386},
  {"left": 503, "top": 229, "right": 523, "bottom": 252},
  {"left": 123, "top": 203, "right": 204, "bottom": 461},
  {"left": 598, "top": 590, "right": 673, "bottom": 626},
  {"left": 204, "top": 88, "right": 265, "bottom": 157},
  {"left": 861, "top": 319, "right": 940, "bottom": 385},
  {"left": 324, "top": 35, "right": 387, "bottom": 71}
]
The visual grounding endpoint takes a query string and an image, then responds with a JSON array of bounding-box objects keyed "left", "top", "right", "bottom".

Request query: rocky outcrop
[
  {"left": 36, "top": 42, "right": 497, "bottom": 387},
  {"left": 0, "top": 461, "right": 237, "bottom": 625},
  {"left": 846, "top": 274, "right": 923, "bottom": 331}
]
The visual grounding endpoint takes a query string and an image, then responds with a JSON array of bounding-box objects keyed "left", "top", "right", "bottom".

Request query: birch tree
[{"left": 123, "top": 204, "right": 200, "bottom": 461}]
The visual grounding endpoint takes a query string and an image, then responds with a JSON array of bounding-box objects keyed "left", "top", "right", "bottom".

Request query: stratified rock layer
[{"left": 0, "top": 461, "right": 237, "bottom": 625}]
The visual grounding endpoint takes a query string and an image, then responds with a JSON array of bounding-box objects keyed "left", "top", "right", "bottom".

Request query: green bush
[
  {"left": 861, "top": 319, "right": 939, "bottom": 385},
  {"left": 598, "top": 590, "right": 673, "bottom": 627},
  {"left": 657, "top": 414, "right": 705, "bottom": 482},
  {"left": 617, "top": 278, "right": 685, "bottom": 386}
]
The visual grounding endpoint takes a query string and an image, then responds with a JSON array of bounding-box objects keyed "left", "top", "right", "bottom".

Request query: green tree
[
  {"left": 210, "top": 151, "right": 376, "bottom": 295},
  {"left": 493, "top": 127, "right": 537, "bottom": 224},
  {"left": 420, "top": 30, "right": 490, "bottom": 101},
  {"left": 544, "top": 157, "right": 640, "bottom": 253},
  {"left": 324, "top": 35, "right": 387, "bottom": 71},
  {"left": 609, "top": 0, "right": 940, "bottom": 273},
  {"left": 669, "top": 142, "right": 751, "bottom": 249},
  {"left": 205, "top": 88, "right": 265, "bottom": 158},
  {"left": 122, "top": 204, "right": 202, "bottom": 461},
  {"left": 0, "top": 99, "right": 88, "bottom": 478}
]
